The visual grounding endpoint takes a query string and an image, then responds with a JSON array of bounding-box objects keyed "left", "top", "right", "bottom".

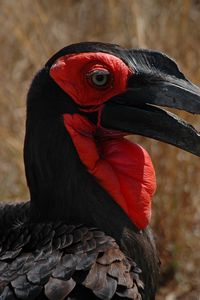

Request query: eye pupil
[
  {"left": 95, "top": 75, "right": 105, "bottom": 82},
  {"left": 88, "top": 69, "right": 111, "bottom": 88}
]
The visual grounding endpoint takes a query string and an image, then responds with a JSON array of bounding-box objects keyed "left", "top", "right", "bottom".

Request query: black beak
[{"left": 101, "top": 49, "right": 200, "bottom": 156}]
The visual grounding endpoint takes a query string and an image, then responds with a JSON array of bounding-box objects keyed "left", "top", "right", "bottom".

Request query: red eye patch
[{"left": 50, "top": 52, "right": 132, "bottom": 107}]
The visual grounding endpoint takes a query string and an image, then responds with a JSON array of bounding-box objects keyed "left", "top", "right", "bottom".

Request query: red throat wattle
[
  {"left": 50, "top": 51, "right": 156, "bottom": 229},
  {"left": 64, "top": 113, "right": 156, "bottom": 229}
]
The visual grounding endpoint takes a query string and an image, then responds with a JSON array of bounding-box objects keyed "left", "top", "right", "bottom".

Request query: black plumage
[
  {"left": 0, "top": 203, "right": 146, "bottom": 300},
  {"left": 1, "top": 42, "right": 200, "bottom": 300}
]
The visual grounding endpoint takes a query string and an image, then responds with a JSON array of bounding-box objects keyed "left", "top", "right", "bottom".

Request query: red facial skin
[
  {"left": 50, "top": 52, "right": 131, "bottom": 108},
  {"left": 50, "top": 52, "right": 157, "bottom": 229}
]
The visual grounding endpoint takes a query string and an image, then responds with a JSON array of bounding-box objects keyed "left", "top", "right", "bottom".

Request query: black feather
[
  {"left": 0, "top": 210, "right": 145, "bottom": 299},
  {"left": 0, "top": 42, "right": 166, "bottom": 299}
]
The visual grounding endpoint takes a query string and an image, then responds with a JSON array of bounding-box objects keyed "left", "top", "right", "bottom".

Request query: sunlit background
[{"left": 0, "top": 1, "right": 200, "bottom": 298}]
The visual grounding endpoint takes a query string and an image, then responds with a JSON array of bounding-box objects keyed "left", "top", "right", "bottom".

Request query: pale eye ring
[{"left": 88, "top": 69, "right": 111, "bottom": 88}]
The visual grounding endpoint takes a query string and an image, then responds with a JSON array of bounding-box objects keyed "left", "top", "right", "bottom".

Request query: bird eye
[{"left": 88, "top": 69, "right": 111, "bottom": 88}]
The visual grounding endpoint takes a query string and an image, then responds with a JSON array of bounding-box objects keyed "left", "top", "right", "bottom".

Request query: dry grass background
[{"left": 0, "top": 0, "right": 200, "bottom": 299}]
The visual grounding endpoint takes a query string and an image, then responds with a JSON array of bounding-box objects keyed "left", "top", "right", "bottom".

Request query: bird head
[{"left": 25, "top": 42, "right": 200, "bottom": 229}]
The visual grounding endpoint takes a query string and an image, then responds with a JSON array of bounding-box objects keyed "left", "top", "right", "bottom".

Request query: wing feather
[{"left": 0, "top": 203, "right": 144, "bottom": 299}]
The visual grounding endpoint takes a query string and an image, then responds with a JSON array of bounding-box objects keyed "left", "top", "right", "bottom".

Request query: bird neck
[
  {"left": 24, "top": 110, "right": 137, "bottom": 238},
  {"left": 24, "top": 68, "right": 156, "bottom": 234},
  {"left": 23, "top": 70, "right": 135, "bottom": 239}
]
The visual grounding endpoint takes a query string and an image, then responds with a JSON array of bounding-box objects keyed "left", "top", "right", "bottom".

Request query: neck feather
[{"left": 25, "top": 112, "right": 139, "bottom": 236}]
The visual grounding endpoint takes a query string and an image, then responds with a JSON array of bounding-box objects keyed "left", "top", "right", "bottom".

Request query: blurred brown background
[{"left": 0, "top": 0, "right": 200, "bottom": 299}]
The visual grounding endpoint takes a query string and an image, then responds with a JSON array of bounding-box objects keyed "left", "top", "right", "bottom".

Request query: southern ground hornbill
[{"left": 0, "top": 42, "right": 200, "bottom": 300}]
